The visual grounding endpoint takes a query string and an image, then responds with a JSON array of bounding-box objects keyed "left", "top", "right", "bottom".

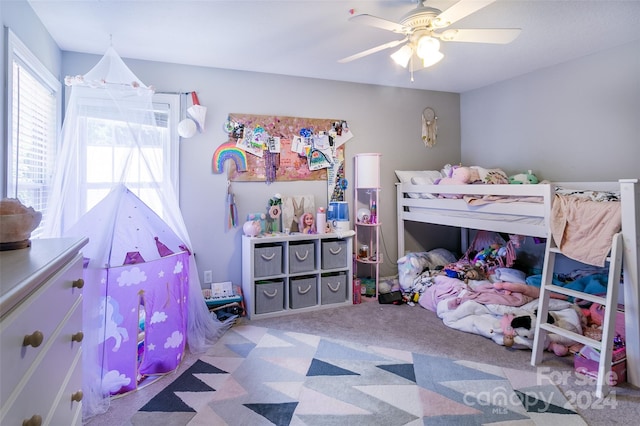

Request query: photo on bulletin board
[{"left": 281, "top": 195, "right": 315, "bottom": 234}]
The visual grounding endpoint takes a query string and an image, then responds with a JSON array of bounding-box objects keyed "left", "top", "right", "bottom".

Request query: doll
[{"left": 300, "top": 212, "right": 316, "bottom": 234}]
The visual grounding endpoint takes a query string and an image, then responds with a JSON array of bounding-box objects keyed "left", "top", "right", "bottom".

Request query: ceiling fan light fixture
[
  {"left": 416, "top": 35, "right": 440, "bottom": 59},
  {"left": 390, "top": 44, "right": 414, "bottom": 68},
  {"left": 422, "top": 50, "right": 444, "bottom": 68}
]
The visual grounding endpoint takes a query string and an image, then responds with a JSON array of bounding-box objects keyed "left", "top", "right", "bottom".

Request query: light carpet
[{"left": 131, "top": 325, "right": 586, "bottom": 425}]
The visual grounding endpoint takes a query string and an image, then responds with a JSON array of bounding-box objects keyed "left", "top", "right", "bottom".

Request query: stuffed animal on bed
[
  {"left": 508, "top": 171, "right": 539, "bottom": 184},
  {"left": 434, "top": 166, "right": 478, "bottom": 198},
  {"left": 435, "top": 165, "right": 479, "bottom": 185}
]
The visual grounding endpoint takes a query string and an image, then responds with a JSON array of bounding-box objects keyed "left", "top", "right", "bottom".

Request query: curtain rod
[{"left": 156, "top": 91, "right": 194, "bottom": 95}]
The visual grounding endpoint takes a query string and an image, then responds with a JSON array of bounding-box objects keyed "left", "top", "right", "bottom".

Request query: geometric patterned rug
[{"left": 132, "top": 325, "right": 587, "bottom": 425}]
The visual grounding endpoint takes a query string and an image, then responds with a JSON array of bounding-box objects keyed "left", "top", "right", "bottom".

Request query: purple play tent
[
  {"left": 69, "top": 185, "right": 190, "bottom": 395},
  {"left": 43, "top": 48, "right": 233, "bottom": 421}
]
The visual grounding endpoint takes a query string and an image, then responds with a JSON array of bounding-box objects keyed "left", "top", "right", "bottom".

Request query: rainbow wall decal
[{"left": 212, "top": 141, "right": 248, "bottom": 174}]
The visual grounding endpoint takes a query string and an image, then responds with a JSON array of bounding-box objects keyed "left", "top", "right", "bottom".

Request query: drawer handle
[
  {"left": 329, "top": 247, "right": 342, "bottom": 255},
  {"left": 295, "top": 250, "right": 309, "bottom": 261},
  {"left": 71, "top": 390, "right": 84, "bottom": 402},
  {"left": 260, "top": 253, "right": 276, "bottom": 261},
  {"left": 72, "top": 331, "right": 84, "bottom": 343},
  {"left": 23, "top": 330, "right": 44, "bottom": 348},
  {"left": 297, "top": 284, "right": 312, "bottom": 294},
  {"left": 22, "top": 414, "right": 42, "bottom": 426},
  {"left": 262, "top": 289, "right": 278, "bottom": 298},
  {"left": 72, "top": 278, "right": 85, "bottom": 289},
  {"left": 327, "top": 282, "right": 341, "bottom": 292}
]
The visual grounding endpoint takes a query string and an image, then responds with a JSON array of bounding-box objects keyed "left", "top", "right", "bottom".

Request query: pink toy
[
  {"left": 435, "top": 166, "right": 480, "bottom": 198},
  {"left": 501, "top": 314, "right": 516, "bottom": 347},
  {"left": 243, "top": 220, "right": 261, "bottom": 236}
]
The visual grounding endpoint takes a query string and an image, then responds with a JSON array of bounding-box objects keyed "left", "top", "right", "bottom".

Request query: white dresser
[{"left": 1, "top": 237, "right": 88, "bottom": 426}]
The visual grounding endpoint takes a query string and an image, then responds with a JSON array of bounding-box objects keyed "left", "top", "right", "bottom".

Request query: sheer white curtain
[{"left": 43, "top": 48, "right": 231, "bottom": 421}]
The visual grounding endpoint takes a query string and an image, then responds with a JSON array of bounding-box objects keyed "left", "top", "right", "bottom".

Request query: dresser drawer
[
  {"left": 1, "top": 296, "right": 83, "bottom": 425},
  {"left": 48, "top": 335, "right": 83, "bottom": 426},
  {"left": 0, "top": 253, "right": 83, "bottom": 406}
]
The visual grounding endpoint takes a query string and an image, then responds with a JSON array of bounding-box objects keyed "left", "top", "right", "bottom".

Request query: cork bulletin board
[{"left": 212, "top": 113, "right": 352, "bottom": 191}]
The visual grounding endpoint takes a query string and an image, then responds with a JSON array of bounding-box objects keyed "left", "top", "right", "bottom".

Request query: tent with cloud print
[
  {"left": 43, "top": 48, "right": 233, "bottom": 420},
  {"left": 66, "top": 184, "right": 189, "bottom": 397}
]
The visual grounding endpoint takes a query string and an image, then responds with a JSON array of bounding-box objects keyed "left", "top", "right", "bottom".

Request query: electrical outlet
[{"left": 203, "top": 270, "right": 213, "bottom": 284}]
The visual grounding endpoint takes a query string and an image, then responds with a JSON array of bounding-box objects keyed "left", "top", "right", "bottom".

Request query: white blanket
[{"left": 436, "top": 297, "right": 584, "bottom": 349}]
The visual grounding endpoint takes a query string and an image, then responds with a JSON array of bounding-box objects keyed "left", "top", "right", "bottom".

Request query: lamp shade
[
  {"left": 416, "top": 36, "right": 440, "bottom": 58},
  {"left": 422, "top": 51, "right": 444, "bottom": 68},
  {"left": 391, "top": 44, "right": 413, "bottom": 68},
  {"left": 355, "top": 153, "right": 381, "bottom": 189}
]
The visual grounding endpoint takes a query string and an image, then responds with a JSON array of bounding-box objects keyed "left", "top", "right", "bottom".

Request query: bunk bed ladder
[{"left": 531, "top": 232, "right": 623, "bottom": 399}]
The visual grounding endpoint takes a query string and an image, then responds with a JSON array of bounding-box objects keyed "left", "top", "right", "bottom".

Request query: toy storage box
[{"left": 574, "top": 346, "right": 626, "bottom": 385}]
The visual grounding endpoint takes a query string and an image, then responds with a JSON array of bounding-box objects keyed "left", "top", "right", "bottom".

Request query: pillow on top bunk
[{"left": 395, "top": 170, "right": 443, "bottom": 199}]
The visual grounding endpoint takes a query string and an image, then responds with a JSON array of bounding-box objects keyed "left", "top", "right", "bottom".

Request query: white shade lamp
[{"left": 355, "top": 153, "right": 381, "bottom": 189}]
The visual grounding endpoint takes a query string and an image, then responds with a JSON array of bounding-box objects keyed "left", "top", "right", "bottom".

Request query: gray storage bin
[
  {"left": 321, "top": 273, "right": 347, "bottom": 305},
  {"left": 321, "top": 240, "right": 348, "bottom": 269},
  {"left": 255, "top": 280, "right": 284, "bottom": 314},
  {"left": 254, "top": 244, "right": 283, "bottom": 277},
  {"left": 289, "top": 242, "right": 315, "bottom": 273},
  {"left": 290, "top": 276, "right": 317, "bottom": 309}
]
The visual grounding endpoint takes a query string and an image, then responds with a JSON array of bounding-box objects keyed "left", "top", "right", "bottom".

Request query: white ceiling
[{"left": 28, "top": 0, "right": 640, "bottom": 93}]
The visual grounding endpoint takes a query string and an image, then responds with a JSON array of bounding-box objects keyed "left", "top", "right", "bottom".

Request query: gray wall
[
  {"left": 61, "top": 52, "right": 461, "bottom": 283},
  {"left": 461, "top": 39, "right": 640, "bottom": 181}
]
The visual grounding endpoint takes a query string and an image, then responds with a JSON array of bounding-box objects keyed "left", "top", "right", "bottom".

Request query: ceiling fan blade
[
  {"left": 338, "top": 38, "right": 408, "bottom": 63},
  {"left": 433, "top": 0, "right": 497, "bottom": 28},
  {"left": 439, "top": 28, "right": 521, "bottom": 44},
  {"left": 349, "top": 14, "right": 408, "bottom": 33}
]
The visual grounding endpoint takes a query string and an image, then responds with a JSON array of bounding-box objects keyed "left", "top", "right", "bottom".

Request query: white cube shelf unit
[{"left": 241, "top": 232, "right": 354, "bottom": 319}]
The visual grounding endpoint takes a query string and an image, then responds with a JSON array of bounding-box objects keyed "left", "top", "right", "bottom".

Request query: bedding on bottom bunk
[
  {"left": 396, "top": 238, "right": 616, "bottom": 356},
  {"left": 396, "top": 184, "right": 624, "bottom": 356}
]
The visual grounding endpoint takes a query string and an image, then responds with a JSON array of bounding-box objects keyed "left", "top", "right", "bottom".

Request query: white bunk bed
[{"left": 396, "top": 179, "right": 639, "bottom": 388}]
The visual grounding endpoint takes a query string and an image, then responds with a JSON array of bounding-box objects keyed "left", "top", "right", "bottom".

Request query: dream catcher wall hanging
[{"left": 422, "top": 107, "right": 438, "bottom": 148}]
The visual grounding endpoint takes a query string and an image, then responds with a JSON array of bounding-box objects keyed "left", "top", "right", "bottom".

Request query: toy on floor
[{"left": 510, "top": 311, "right": 573, "bottom": 356}]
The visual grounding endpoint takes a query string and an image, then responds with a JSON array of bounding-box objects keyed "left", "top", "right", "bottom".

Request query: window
[
  {"left": 6, "top": 30, "right": 61, "bottom": 237},
  {"left": 82, "top": 93, "right": 180, "bottom": 216},
  {"left": 6, "top": 31, "right": 179, "bottom": 236}
]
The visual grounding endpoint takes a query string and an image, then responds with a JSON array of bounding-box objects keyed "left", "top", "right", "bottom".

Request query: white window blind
[{"left": 6, "top": 31, "right": 61, "bottom": 238}]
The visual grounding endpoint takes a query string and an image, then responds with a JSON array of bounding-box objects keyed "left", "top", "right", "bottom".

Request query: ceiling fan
[{"left": 339, "top": 0, "right": 521, "bottom": 78}]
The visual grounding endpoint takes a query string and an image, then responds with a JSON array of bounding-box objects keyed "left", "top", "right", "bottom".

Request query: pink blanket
[{"left": 551, "top": 194, "right": 621, "bottom": 267}]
